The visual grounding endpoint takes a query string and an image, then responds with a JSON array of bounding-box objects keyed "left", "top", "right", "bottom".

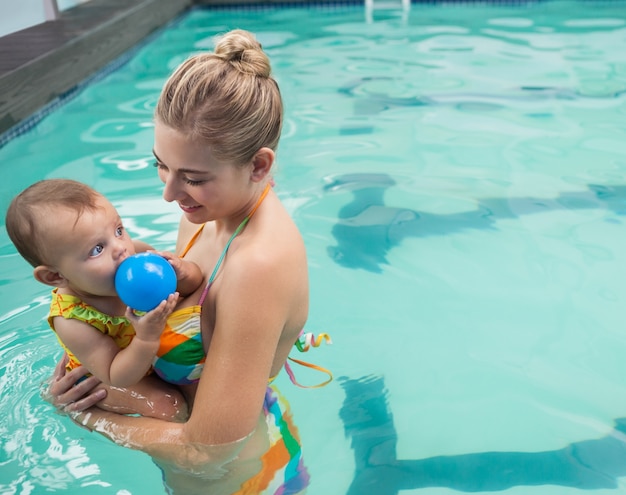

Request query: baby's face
[{"left": 48, "top": 197, "right": 136, "bottom": 297}]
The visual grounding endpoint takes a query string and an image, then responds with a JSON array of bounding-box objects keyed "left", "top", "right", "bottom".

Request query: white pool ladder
[
  {"left": 365, "top": 0, "right": 410, "bottom": 23},
  {"left": 43, "top": 0, "right": 60, "bottom": 19}
]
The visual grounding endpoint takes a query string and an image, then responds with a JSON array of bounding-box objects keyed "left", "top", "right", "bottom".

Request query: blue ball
[{"left": 115, "top": 253, "right": 177, "bottom": 312}]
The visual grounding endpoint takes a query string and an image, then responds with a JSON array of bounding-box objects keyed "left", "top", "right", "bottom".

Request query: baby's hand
[
  {"left": 152, "top": 250, "right": 203, "bottom": 296},
  {"left": 152, "top": 251, "right": 190, "bottom": 282},
  {"left": 126, "top": 292, "right": 179, "bottom": 343}
]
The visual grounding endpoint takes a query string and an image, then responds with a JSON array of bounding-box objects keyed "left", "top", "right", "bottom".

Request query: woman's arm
[
  {"left": 65, "top": 253, "right": 287, "bottom": 448},
  {"left": 47, "top": 358, "right": 189, "bottom": 452},
  {"left": 52, "top": 219, "right": 301, "bottom": 464},
  {"left": 184, "top": 254, "right": 288, "bottom": 443},
  {"left": 133, "top": 239, "right": 154, "bottom": 253},
  {"left": 75, "top": 407, "right": 254, "bottom": 465}
]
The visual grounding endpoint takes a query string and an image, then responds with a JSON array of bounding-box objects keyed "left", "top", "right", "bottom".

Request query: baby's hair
[
  {"left": 5, "top": 179, "right": 102, "bottom": 267},
  {"left": 155, "top": 29, "right": 283, "bottom": 165}
]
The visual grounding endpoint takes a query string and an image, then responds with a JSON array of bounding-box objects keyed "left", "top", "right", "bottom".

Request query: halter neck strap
[{"left": 198, "top": 183, "right": 271, "bottom": 305}]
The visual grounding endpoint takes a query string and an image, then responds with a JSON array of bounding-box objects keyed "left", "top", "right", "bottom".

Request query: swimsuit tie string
[{"left": 285, "top": 331, "right": 333, "bottom": 388}]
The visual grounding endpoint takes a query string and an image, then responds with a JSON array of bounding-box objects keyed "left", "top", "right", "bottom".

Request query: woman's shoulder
[
  {"left": 223, "top": 194, "right": 306, "bottom": 291},
  {"left": 253, "top": 206, "right": 305, "bottom": 263},
  {"left": 230, "top": 222, "right": 306, "bottom": 294}
]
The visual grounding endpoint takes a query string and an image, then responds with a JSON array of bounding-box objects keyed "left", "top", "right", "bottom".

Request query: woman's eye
[
  {"left": 152, "top": 159, "right": 205, "bottom": 185},
  {"left": 89, "top": 244, "right": 104, "bottom": 257},
  {"left": 185, "top": 178, "right": 205, "bottom": 186}
]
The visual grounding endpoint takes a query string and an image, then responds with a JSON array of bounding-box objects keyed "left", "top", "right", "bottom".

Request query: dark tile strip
[{"left": 0, "top": 0, "right": 191, "bottom": 134}]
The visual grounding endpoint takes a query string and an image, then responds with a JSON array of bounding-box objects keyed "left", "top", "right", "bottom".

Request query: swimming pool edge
[{"left": 0, "top": 0, "right": 192, "bottom": 137}]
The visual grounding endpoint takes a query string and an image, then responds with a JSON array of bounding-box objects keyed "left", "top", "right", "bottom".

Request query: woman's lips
[{"left": 179, "top": 203, "right": 201, "bottom": 213}]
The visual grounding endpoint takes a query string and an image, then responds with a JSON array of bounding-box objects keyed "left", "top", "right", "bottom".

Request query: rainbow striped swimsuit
[{"left": 152, "top": 185, "right": 270, "bottom": 386}]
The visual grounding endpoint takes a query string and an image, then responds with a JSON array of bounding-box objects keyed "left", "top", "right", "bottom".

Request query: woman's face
[{"left": 153, "top": 122, "right": 251, "bottom": 224}]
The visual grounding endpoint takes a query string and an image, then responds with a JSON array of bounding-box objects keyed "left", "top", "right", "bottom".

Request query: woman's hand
[{"left": 43, "top": 356, "right": 107, "bottom": 413}]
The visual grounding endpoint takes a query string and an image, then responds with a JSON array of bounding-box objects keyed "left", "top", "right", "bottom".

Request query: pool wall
[
  {"left": 0, "top": 0, "right": 572, "bottom": 139},
  {"left": 2, "top": 0, "right": 376, "bottom": 139},
  {"left": 0, "top": 0, "right": 191, "bottom": 136}
]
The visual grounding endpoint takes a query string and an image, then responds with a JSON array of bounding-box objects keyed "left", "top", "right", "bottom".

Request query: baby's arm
[
  {"left": 53, "top": 294, "right": 178, "bottom": 388},
  {"left": 156, "top": 251, "right": 204, "bottom": 297},
  {"left": 133, "top": 239, "right": 154, "bottom": 253}
]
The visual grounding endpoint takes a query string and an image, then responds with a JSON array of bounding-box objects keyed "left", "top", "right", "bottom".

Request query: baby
[{"left": 5, "top": 179, "right": 203, "bottom": 421}]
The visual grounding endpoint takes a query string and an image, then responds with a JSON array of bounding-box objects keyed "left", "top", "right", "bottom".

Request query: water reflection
[
  {"left": 340, "top": 375, "right": 626, "bottom": 494},
  {"left": 326, "top": 173, "right": 626, "bottom": 273}
]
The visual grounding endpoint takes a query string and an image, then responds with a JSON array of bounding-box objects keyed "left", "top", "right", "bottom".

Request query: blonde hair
[
  {"left": 5, "top": 179, "right": 102, "bottom": 267},
  {"left": 155, "top": 29, "right": 283, "bottom": 165}
]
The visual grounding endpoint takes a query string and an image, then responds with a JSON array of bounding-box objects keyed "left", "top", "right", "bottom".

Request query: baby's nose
[{"left": 114, "top": 242, "right": 130, "bottom": 261}]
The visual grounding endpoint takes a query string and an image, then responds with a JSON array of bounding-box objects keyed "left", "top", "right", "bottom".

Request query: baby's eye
[
  {"left": 116, "top": 226, "right": 124, "bottom": 237},
  {"left": 89, "top": 244, "right": 104, "bottom": 257}
]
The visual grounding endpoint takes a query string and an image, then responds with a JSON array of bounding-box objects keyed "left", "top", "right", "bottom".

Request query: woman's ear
[
  {"left": 34, "top": 265, "right": 68, "bottom": 288},
  {"left": 250, "top": 147, "right": 275, "bottom": 182}
]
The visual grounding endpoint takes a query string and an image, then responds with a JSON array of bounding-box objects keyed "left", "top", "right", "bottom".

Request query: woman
[{"left": 49, "top": 29, "right": 320, "bottom": 493}]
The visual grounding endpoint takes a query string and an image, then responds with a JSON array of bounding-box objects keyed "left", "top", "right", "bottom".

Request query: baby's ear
[{"left": 33, "top": 265, "right": 68, "bottom": 288}]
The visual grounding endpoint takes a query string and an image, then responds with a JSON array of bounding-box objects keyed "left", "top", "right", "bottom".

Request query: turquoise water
[{"left": 3, "top": 2, "right": 626, "bottom": 493}]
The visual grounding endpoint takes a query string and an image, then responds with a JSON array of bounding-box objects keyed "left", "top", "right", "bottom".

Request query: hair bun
[{"left": 214, "top": 29, "right": 271, "bottom": 77}]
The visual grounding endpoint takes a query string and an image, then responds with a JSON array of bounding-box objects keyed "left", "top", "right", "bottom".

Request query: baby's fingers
[
  {"left": 160, "top": 292, "right": 180, "bottom": 314},
  {"left": 140, "top": 292, "right": 179, "bottom": 319},
  {"left": 166, "top": 292, "right": 179, "bottom": 309},
  {"left": 152, "top": 250, "right": 176, "bottom": 263}
]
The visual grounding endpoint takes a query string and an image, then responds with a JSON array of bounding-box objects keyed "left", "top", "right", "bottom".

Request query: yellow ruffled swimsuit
[{"left": 48, "top": 289, "right": 135, "bottom": 371}]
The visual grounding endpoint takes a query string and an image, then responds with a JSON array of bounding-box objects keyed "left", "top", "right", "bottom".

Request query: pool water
[{"left": 3, "top": 1, "right": 626, "bottom": 493}]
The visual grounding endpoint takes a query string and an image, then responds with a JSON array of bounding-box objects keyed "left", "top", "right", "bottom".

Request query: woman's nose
[{"left": 162, "top": 175, "right": 179, "bottom": 203}]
